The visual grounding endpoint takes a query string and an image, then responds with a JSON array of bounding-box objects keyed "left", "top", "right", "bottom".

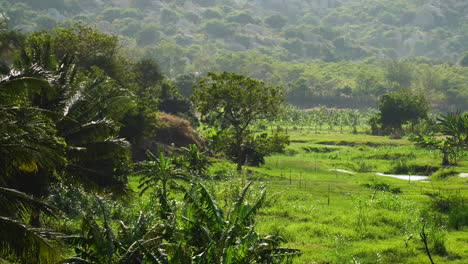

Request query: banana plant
[{"left": 182, "top": 182, "right": 300, "bottom": 264}]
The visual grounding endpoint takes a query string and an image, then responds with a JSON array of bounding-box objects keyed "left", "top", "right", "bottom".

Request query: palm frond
[
  {"left": 64, "top": 119, "right": 119, "bottom": 145},
  {"left": 195, "top": 183, "right": 225, "bottom": 231},
  {"left": 66, "top": 138, "right": 130, "bottom": 162},
  {"left": 0, "top": 216, "right": 62, "bottom": 263},
  {"left": 0, "top": 106, "right": 66, "bottom": 182},
  {"left": 0, "top": 187, "right": 57, "bottom": 218}
]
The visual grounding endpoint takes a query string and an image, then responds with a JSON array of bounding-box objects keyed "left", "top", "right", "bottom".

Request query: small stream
[{"left": 374, "top": 172, "right": 428, "bottom": 181}]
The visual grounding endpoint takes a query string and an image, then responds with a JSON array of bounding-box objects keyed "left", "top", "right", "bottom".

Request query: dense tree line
[{"left": 1, "top": 0, "right": 467, "bottom": 111}]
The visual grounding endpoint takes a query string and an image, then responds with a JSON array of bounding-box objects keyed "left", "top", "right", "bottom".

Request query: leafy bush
[
  {"left": 226, "top": 11, "right": 256, "bottom": 24},
  {"left": 101, "top": 8, "right": 139, "bottom": 22},
  {"left": 136, "top": 24, "right": 160, "bottom": 46},
  {"left": 362, "top": 181, "right": 402, "bottom": 194},
  {"left": 431, "top": 167, "right": 457, "bottom": 179},
  {"left": 427, "top": 194, "right": 468, "bottom": 230},
  {"left": 179, "top": 144, "right": 211, "bottom": 177},
  {"left": 114, "top": 18, "right": 141, "bottom": 37},
  {"left": 349, "top": 159, "right": 375, "bottom": 172},
  {"left": 160, "top": 8, "right": 178, "bottom": 24},
  {"left": 184, "top": 11, "right": 201, "bottom": 24},
  {"left": 204, "top": 19, "right": 233, "bottom": 38},
  {"left": 265, "top": 13, "right": 287, "bottom": 29},
  {"left": 237, "top": 130, "right": 289, "bottom": 167},
  {"left": 202, "top": 8, "right": 223, "bottom": 19},
  {"left": 34, "top": 15, "right": 56, "bottom": 30}
]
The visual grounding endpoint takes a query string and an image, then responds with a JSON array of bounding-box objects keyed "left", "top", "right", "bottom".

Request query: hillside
[
  {"left": 2, "top": 0, "right": 467, "bottom": 110},
  {"left": 6, "top": 0, "right": 467, "bottom": 61}
]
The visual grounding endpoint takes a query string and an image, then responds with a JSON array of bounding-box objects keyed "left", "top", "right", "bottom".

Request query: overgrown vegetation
[{"left": 0, "top": 2, "right": 467, "bottom": 264}]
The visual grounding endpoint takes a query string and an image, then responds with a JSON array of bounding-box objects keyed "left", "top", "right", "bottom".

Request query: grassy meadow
[
  {"left": 125, "top": 125, "right": 467, "bottom": 264},
  {"left": 196, "top": 127, "right": 468, "bottom": 264}
]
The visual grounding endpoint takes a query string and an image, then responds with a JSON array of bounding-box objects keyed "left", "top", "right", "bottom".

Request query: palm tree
[
  {"left": 0, "top": 41, "right": 132, "bottom": 261},
  {"left": 414, "top": 112, "right": 467, "bottom": 165},
  {"left": 137, "top": 151, "right": 191, "bottom": 219},
  {"left": 438, "top": 112, "right": 468, "bottom": 149},
  {"left": 9, "top": 42, "right": 133, "bottom": 196}
]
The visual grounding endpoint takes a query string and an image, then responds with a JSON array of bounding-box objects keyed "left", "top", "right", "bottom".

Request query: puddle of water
[{"left": 374, "top": 172, "right": 428, "bottom": 181}]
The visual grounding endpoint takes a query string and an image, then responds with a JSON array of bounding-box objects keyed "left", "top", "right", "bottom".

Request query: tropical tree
[
  {"left": 412, "top": 112, "right": 467, "bottom": 165},
  {"left": 377, "top": 89, "right": 429, "bottom": 134},
  {"left": 0, "top": 65, "right": 65, "bottom": 263},
  {"left": 438, "top": 112, "right": 468, "bottom": 151},
  {"left": 191, "top": 72, "right": 284, "bottom": 171},
  {"left": 0, "top": 187, "right": 62, "bottom": 264},
  {"left": 137, "top": 151, "right": 190, "bottom": 219},
  {"left": 0, "top": 40, "right": 133, "bottom": 232},
  {"left": 182, "top": 182, "right": 300, "bottom": 263}
]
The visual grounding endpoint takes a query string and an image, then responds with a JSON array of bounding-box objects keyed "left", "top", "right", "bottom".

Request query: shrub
[
  {"left": 35, "top": 15, "right": 57, "bottom": 30},
  {"left": 202, "top": 8, "right": 223, "bottom": 19},
  {"left": 265, "top": 13, "right": 287, "bottom": 29},
  {"left": 184, "top": 11, "right": 201, "bottom": 24},
  {"left": 226, "top": 11, "right": 256, "bottom": 24},
  {"left": 349, "top": 159, "right": 375, "bottom": 172},
  {"left": 115, "top": 18, "right": 141, "bottom": 37},
  {"left": 427, "top": 194, "right": 468, "bottom": 230},
  {"left": 431, "top": 167, "right": 457, "bottom": 179},
  {"left": 136, "top": 24, "right": 160, "bottom": 46},
  {"left": 362, "top": 181, "right": 402, "bottom": 194},
  {"left": 204, "top": 19, "right": 233, "bottom": 38},
  {"left": 160, "top": 8, "right": 178, "bottom": 24},
  {"left": 101, "top": 8, "right": 139, "bottom": 22}
]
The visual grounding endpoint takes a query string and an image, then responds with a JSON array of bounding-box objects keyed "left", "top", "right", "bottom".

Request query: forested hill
[
  {"left": 3, "top": 0, "right": 467, "bottom": 110},
  {"left": 5, "top": 0, "right": 467, "bottom": 62}
]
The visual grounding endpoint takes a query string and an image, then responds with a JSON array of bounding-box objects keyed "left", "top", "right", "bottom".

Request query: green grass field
[{"left": 204, "top": 130, "right": 468, "bottom": 264}]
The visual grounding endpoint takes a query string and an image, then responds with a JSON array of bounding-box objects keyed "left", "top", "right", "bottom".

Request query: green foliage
[
  {"left": 459, "top": 51, "right": 468, "bottom": 66},
  {"left": 226, "top": 11, "right": 256, "bottom": 25},
  {"left": 202, "top": 8, "right": 223, "bottom": 19},
  {"left": 385, "top": 60, "right": 414, "bottom": 90},
  {"left": 137, "top": 151, "right": 190, "bottom": 218},
  {"left": 204, "top": 19, "right": 233, "bottom": 38},
  {"left": 378, "top": 89, "right": 429, "bottom": 132},
  {"left": 191, "top": 71, "right": 284, "bottom": 170},
  {"left": 182, "top": 182, "right": 300, "bottom": 263},
  {"left": 264, "top": 14, "right": 287, "bottom": 29},
  {"left": 136, "top": 23, "right": 160, "bottom": 47},
  {"left": 361, "top": 181, "right": 402, "bottom": 194},
  {"left": 0, "top": 186, "right": 61, "bottom": 263},
  {"left": 160, "top": 8, "right": 179, "bottom": 24},
  {"left": 430, "top": 167, "right": 458, "bottom": 179},
  {"left": 179, "top": 144, "right": 211, "bottom": 177},
  {"left": 101, "top": 8, "right": 140, "bottom": 22},
  {"left": 412, "top": 111, "right": 468, "bottom": 165}
]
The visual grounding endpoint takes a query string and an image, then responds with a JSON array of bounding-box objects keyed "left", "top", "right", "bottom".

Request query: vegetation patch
[
  {"left": 302, "top": 146, "right": 338, "bottom": 153},
  {"left": 361, "top": 181, "right": 402, "bottom": 194},
  {"left": 317, "top": 140, "right": 399, "bottom": 147},
  {"left": 431, "top": 167, "right": 458, "bottom": 179}
]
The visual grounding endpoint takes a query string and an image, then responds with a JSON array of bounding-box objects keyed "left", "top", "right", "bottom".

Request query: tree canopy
[
  {"left": 378, "top": 89, "right": 429, "bottom": 132},
  {"left": 191, "top": 71, "right": 284, "bottom": 170}
]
